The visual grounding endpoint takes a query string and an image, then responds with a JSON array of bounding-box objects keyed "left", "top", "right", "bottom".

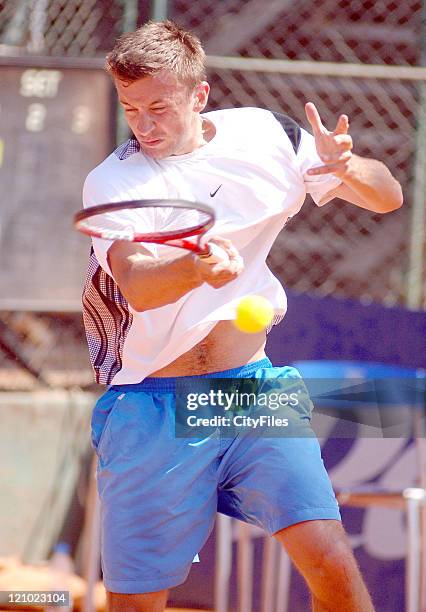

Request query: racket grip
[{"left": 199, "top": 242, "right": 230, "bottom": 264}]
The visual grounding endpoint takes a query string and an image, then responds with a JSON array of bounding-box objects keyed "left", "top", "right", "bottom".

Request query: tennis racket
[{"left": 73, "top": 199, "right": 228, "bottom": 264}]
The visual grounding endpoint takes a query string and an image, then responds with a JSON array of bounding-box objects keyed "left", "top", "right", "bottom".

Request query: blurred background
[
  {"left": 0, "top": 1, "right": 425, "bottom": 611},
  {"left": 0, "top": 0, "right": 424, "bottom": 388}
]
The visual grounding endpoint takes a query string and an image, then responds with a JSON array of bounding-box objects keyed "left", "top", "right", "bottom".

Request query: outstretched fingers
[{"left": 305, "top": 102, "right": 326, "bottom": 136}]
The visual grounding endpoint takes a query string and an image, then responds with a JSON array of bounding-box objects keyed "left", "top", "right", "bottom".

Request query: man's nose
[{"left": 137, "top": 113, "right": 154, "bottom": 136}]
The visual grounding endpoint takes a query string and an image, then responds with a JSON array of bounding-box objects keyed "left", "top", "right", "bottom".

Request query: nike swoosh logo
[{"left": 210, "top": 184, "right": 222, "bottom": 198}]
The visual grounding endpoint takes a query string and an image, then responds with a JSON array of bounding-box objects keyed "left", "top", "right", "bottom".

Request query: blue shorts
[{"left": 91, "top": 358, "right": 340, "bottom": 594}]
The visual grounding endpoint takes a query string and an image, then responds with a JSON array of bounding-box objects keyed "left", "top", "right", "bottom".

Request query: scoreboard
[{"left": 0, "top": 56, "right": 115, "bottom": 310}]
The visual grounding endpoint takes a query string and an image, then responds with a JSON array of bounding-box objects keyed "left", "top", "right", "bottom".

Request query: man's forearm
[
  {"left": 116, "top": 251, "right": 203, "bottom": 312},
  {"left": 341, "top": 154, "right": 403, "bottom": 213}
]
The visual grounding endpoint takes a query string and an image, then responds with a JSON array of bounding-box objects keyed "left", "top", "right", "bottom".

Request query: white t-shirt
[{"left": 82, "top": 107, "right": 341, "bottom": 384}]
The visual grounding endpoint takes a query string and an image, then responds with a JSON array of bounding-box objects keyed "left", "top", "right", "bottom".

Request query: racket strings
[{"left": 81, "top": 205, "right": 212, "bottom": 242}]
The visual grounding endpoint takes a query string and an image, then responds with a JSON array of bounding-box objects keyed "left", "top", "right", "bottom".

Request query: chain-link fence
[
  {"left": 2, "top": 0, "right": 421, "bottom": 65},
  {"left": 206, "top": 60, "right": 420, "bottom": 306},
  {"left": 0, "top": 0, "right": 125, "bottom": 55},
  {"left": 169, "top": 0, "right": 425, "bottom": 308},
  {"left": 170, "top": 0, "right": 422, "bottom": 66},
  {"left": 0, "top": 0, "right": 424, "bottom": 387}
]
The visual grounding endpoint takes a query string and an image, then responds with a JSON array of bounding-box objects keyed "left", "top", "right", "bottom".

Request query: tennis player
[{"left": 82, "top": 20, "right": 402, "bottom": 612}]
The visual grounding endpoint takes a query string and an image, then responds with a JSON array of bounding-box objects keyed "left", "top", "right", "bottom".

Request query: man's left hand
[{"left": 305, "top": 102, "right": 353, "bottom": 178}]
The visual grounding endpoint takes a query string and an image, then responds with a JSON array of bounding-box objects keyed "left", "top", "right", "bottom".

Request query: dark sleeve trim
[{"left": 270, "top": 111, "right": 301, "bottom": 154}]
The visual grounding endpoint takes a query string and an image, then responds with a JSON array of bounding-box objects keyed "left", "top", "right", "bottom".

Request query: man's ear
[{"left": 193, "top": 81, "right": 210, "bottom": 112}]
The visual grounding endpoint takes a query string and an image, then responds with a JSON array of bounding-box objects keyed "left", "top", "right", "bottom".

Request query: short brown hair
[{"left": 106, "top": 20, "right": 206, "bottom": 87}]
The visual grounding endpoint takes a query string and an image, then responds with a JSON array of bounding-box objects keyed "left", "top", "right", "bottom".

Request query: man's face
[{"left": 115, "top": 71, "right": 209, "bottom": 159}]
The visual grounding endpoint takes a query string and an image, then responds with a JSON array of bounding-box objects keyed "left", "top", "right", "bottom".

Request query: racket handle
[{"left": 199, "top": 242, "right": 230, "bottom": 264}]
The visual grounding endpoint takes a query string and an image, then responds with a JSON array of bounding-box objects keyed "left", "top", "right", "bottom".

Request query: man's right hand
[
  {"left": 194, "top": 236, "right": 244, "bottom": 288},
  {"left": 108, "top": 235, "right": 244, "bottom": 312}
]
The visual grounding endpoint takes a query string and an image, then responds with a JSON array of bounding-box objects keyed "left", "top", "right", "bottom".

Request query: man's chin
[{"left": 139, "top": 140, "right": 170, "bottom": 159}]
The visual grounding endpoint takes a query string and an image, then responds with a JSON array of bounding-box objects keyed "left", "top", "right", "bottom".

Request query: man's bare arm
[
  {"left": 318, "top": 154, "right": 403, "bottom": 213},
  {"left": 305, "top": 102, "right": 403, "bottom": 213},
  {"left": 107, "top": 237, "right": 243, "bottom": 312}
]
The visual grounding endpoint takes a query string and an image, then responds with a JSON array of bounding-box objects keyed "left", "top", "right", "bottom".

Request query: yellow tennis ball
[{"left": 234, "top": 295, "right": 274, "bottom": 334}]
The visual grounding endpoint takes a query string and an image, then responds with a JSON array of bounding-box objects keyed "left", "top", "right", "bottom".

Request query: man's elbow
[
  {"left": 115, "top": 271, "right": 150, "bottom": 312},
  {"left": 124, "top": 294, "right": 159, "bottom": 313},
  {"left": 122, "top": 282, "right": 179, "bottom": 312},
  {"left": 376, "top": 179, "right": 403, "bottom": 213},
  {"left": 122, "top": 284, "right": 154, "bottom": 312},
  {"left": 385, "top": 183, "right": 403, "bottom": 212},
  {"left": 128, "top": 299, "right": 150, "bottom": 313}
]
